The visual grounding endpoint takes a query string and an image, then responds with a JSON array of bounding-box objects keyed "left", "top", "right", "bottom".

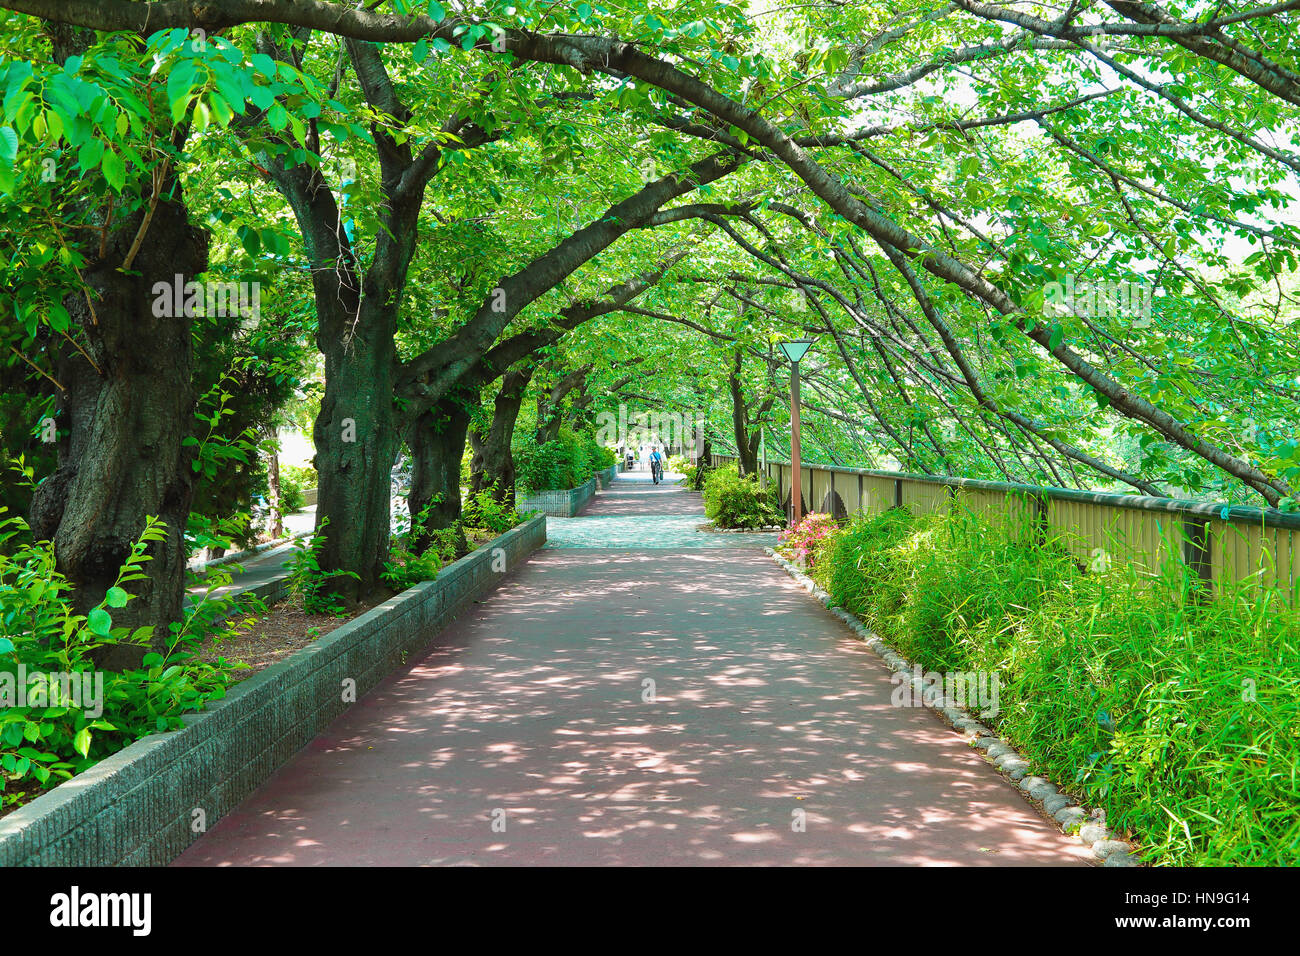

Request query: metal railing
[{"left": 711, "top": 453, "right": 1300, "bottom": 599}]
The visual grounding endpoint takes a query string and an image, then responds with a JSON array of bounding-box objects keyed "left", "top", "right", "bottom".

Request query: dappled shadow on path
[{"left": 175, "top": 549, "right": 1090, "bottom": 867}]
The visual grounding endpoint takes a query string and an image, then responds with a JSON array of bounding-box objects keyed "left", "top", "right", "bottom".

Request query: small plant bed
[
  {"left": 1, "top": 512, "right": 247, "bottom": 819},
  {"left": 513, "top": 427, "right": 615, "bottom": 496},
  {"left": 0, "top": 779, "right": 44, "bottom": 820},
  {"left": 775, "top": 513, "right": 838, "bottom": 564},
  {"left": 199, "top": 493, "right": 525, "bottom": 678},
  {"left": 1, "top": 492, "right": 525, "bottom": 821},
  {"left": 701, "top": 464, "right": 783, "bottom": 529},
  {"left": 198, "top": 595, "right": 375, "bottom": 682}
]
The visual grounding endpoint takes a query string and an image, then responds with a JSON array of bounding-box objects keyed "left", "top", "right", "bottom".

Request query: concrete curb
[
  {"left": 189, "top": 529, "right": 311, "bottom": 572},
  {"left": 765, "top": 547, "right": 1142, "bottom": 868},
  {"left": 0, "top": 515, "right": 547, "bottom": 867},
  {"left": 517, "top": 477, "right": 598, "bottom": 517}
]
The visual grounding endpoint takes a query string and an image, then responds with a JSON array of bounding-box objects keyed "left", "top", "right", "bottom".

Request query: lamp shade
[{"left": 778, "top": 338, "right": 814, "bottom": 363}]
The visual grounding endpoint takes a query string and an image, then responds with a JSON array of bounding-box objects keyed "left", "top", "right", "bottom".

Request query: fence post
[
  {"left": 893, "top": 478, "right": 903, "bottom": 509},
  {"left": 1033, "top": 492, "right": 1049, "bottom": 544},
  {"left": 1183, "top": 517, "right": 1213, "bottom": 593}
]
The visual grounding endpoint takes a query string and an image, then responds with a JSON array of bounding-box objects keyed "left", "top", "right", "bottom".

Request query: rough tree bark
[
  {"left": 535, "top": 365, "right": 589, "bottom": 445},
  {"left": 312, "top": 295, "right": 403, "bottom": 595},
  {"left": 29, "top": 189, "right": 207, "bottom": 668},
  {"left": 405, "top": 395, "right": 473, "bottom": 549},
  {"left": 469, "top": 363, "right": 534, "bottom": 504},
  {"left": 264, "top": 424, "right": 283, "bottom": 539},
  {"left": 27, "top": 24, "right": 208, "bottom": 669},
  {"left": 728, "top": 348, "right": 772, "bottom": 476}
]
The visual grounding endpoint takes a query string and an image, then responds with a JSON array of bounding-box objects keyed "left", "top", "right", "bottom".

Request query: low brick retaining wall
[
  {"left": 0, "top": 515, "right": 547, "bottom": 867},
  {"left": 596, "top": 465, "right": 618, "bottom": 489},
  {"left": 517, "top": 477, "right": 597, "bottom": 517}
]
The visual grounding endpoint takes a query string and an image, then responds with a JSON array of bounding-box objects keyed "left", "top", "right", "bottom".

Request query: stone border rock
[
  {"left": 695, "top": 523, "right": 784, "bottom": 533},
  {"left": 0, "top": 515, "right": 547, "bottom": 867},
  {"left": 765, "top": 547, "right": 1142, "bottom": 867}
]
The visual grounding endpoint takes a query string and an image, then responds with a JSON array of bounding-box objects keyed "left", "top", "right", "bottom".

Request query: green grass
[{"left": 812, "top": 506, "right": 1300, "bottom": 865}]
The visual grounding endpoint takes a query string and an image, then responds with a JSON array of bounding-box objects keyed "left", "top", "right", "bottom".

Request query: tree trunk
[
  {"left": 469, "top": 364, "right": 533, "bottom": 504},
  {"left": 264, "top": 426, "right": 283, "bottom": 539},
  {"left": 693, "top": 436, "right": 713, "bottom": 491},
  {"left": 312, "top": 299, "right": 401, "bottom": 598},
  {"left": 536, "top": 365, "right": 588, "bottom": 444},
  {"left": 28, "top": 187, "right": 208, "bottom": 669},
  {"left": 729, "top": 349, "right": 762, "bottom": 476},
  {"left": 406, "top": 397, "right": 472, "bottom": 549}
]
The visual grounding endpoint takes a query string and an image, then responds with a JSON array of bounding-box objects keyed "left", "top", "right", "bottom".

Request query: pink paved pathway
[{"left": 175, "top": 475, "right": 1090, "bottom": 866}]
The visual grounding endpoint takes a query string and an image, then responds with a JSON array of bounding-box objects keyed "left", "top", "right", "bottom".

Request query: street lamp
[{"left": 777, "top": 338, "right": 814, "bottom": 526}]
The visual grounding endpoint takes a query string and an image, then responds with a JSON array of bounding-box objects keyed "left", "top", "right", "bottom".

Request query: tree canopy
[{"left": 1, "top": 0, "right": 1296, "bottom": 635}]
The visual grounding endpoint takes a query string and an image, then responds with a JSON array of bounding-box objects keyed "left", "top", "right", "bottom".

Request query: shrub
[
  {"left": 278, "top": 464, "right": 316, "bottom": 514},
  {"left": 810, "top": 502, "right": 1300, "bottom": 865},
  {"left": 667, "top": 454, "right": 698, "bottom": 487},
  {"left": 585, "top": 437, "right": 616, "bottom": 473},
  {"left": 776, "top": 512, "right": 838, "bottom": 567},
  {"left": 702, "top": 464, "right": 783, "bottom": 529},
  {"left": 382, "top": 501, "right": 462, "bottom": 591},
  {"left": 285, "top": 517, "right": 357, "bottom": 614},
  {"left": 514, "top": 428, "right": 604, "bottom": 495},
  {"left": 814, "top": 507, "right": 919, "bottom": 625},
  {"left": 0, "top": 509, "right": 238, "bottom": 810},
  {"left": 462, "top": 488, "right": 521, "bottom": 534},
  {"left": 380, "top": 545, "right": 443, "bottom": 591},
  {"left": 673, "top": 454, "right": 711, "bottom": 490}
]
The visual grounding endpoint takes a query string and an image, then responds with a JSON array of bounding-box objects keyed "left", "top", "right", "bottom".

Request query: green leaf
[
  {"left": 0, "top": 124, "right": 16, "bottom": 191},
  {"left": 87, "top": 607, "right": 112, "bottom": 636},
  {"left": 47, "top": 302, "right": 70, "bottom": 333},
  {"left": 105, "top": 586, "right": 129, "bottom": 608},
  {"left": 167, "top": 60, "right": 198, "bottom": 122},
  {"left": 72, "top": 727, "right": 91, "bottom": 758},
  {"left": 77, "top": 137, "right": 103, "bottom": 171},
  {"left": 101, "top": 149, "right": 125, "bottom": 191}
]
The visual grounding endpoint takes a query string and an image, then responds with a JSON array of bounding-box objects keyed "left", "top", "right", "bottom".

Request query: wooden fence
[{"left": 711, "top": 454, "right": 1300, "bottom": 600}]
